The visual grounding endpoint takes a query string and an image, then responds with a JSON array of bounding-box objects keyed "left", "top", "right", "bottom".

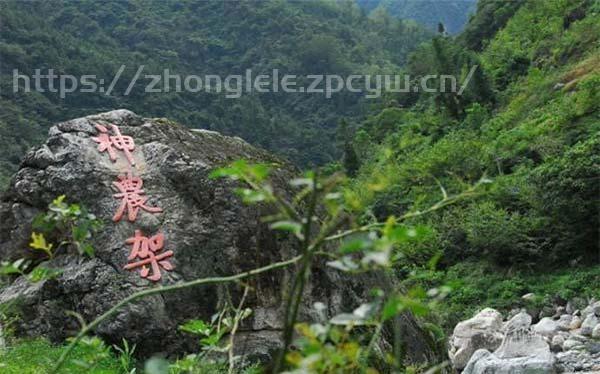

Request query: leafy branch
[
  {"left": 51, "top": 161, "right": 484, "bottom": 373},
  {"left": 50, "top": 254, "right": 302, "bottom": 373}
]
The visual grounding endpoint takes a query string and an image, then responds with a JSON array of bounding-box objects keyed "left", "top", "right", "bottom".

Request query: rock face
[
  {"left": 452, "top": 300, "right": 600, "bottom": 373},
  {"left": 0, "top": 110, "right": 436, "bottom": 362},
  {"left": 463, "top": 329, "right": 556, "bottom": 374},
  {"left": 448, "top": 308, "right": 504, "bottom": 370}
]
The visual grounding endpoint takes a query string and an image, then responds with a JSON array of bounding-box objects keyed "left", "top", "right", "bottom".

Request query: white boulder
[
  {"left": 463, "top": 348, "right": 556, "bottom": 374},
  {"left": 503, "top": 312, "right": 532, "bottom": 333},
  {"left": 581, "top": 314, "right": 599, "bottom": 336},
  {"left": 449, "top": 308, "right": 504, "bottom": 370},
  {"left": 557, "top": 314, "right": 573, "bottom": 331},
  {"left": 533, "top": 317, "right": 560, "bottom": 337},
  {"left": 569, "top": 315, "right": 582, "bottom": 330}
]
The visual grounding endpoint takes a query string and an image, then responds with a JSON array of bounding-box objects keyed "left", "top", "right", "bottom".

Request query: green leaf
[
  {"left": 382, "top": 296, "right": 404, "bottom": 321},
  {"left": 209, "top": 166, "right": 242, "bottom": 180},
  {"left": 179, "top": 319, "right": 212, "bottom": 336},
  {"left": 81, "top": 243, "right": 95, "bottom": 258},
  {"left": 270, "top": 220, "right": 304, "bottom": 239},
  {"left": 246, "top": 163, "right": 271, "bottom": 182},
  {"left": 27, "top": 266, "right": 62, "bottom": 283},
  {"left": 327, "top": 256, "right": 359, "bottom": 272},
  {"left": 0, "top": 259, "right": 28, "bottom": 276},
  {"left": 339, "top": 238, "right": 371, "bottom": 254},
  {"left": 234, "top": 188, "right": 268, "bottom": 203}
]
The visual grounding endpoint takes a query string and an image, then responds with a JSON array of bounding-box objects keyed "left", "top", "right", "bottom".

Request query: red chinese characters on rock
[
  {"left": 123, "top": 230, "right": 174, "bottom": 281},
  {"left": 91, "top": 124, "right": 174, "bottom": 282},
  {"left": 93, "top": 124, "right": 136, "bottom": 166},
  {"left": 112, "top": 172, "right": 163, "bottom": 222}
]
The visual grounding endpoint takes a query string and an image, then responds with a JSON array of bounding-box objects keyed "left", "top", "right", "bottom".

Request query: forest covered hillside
[
  {"left": 0, "top": 0, "right": 432, "bottom": 187},
  {"left": 0, "top": 0, "right": 598, "bottom": 372},
  {"left": 347, "top": 0, "right": 599, "bottom": 327},
  {"left": 356, "top": 0, "right": 477, "bottom": 34}
]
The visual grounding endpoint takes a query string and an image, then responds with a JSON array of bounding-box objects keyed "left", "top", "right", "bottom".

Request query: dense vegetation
[
  {"left": 346, "top": 0, "right": 599, "bottom": 328},
  {"left": 356, "top": 0, "right": 477, "bottom": 34},
  {"left": 0, "top": 0, "right": 432, "bottom": 187},
  {"left": 0, "top": 0, "right": 598, "bottom": 372}
]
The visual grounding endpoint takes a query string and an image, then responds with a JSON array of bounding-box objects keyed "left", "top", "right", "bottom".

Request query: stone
[
  {"left": 522, "top": 293, "right": 536, "bottom": 302},
  {"left": 593, "top": 301, "right": 600, "bottom": 317},
  {"left": 0, "top": 324, "right": 5, "bottom": 350},
  {"left": 503, "top": 312, "right": 532, "bottom": 333},
  {"left": 506, "top": 309, "right": 521, "bottom": 320},
  {"left": 582, "top": 300, "right": 600, "bottom": 320},
  {"left": 551, "top": 334, "right": 565, "bottom": 352},
  {"left": 495, "top": 329, "right": 550, "bottom": 359},
  {"left": 463, "top": 347, "right": 556, "bottom": 374},
  {"left": 566, "top": 302, "right": 575, "bottom": 315},
  {"left": 556, "top": 349, "right": 600, "bottom": 373},
  {"left": 569, "top": 315, "right": 583, "bottom": 330},
  {"left": 533, "top": 317, "right": 560, "bottom": 337},
  {"left": 0, "top": 110, "right": 436, "bottom": 364},
  {"left": 448, "top": 308, "right": 504, "bottom": 370},
  {"left": 557, "top": 314, "right": 573, "bottom": 330},
  {"left": 563, "top": 339, "right": 585, "bottom": 351},
  {"left": 538, "top": 306, "right": 555, "bottom": 320},
  {"left": 554, "top": 306, "right": 567, "bottom": 318},
  {"left": 582, "top": 314, "right": 600, "bottom": 336},
  {"left": 593, "top": 324, "right": 600, "bottom": 339}
]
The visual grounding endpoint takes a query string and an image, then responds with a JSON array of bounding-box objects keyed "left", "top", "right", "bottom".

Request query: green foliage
[
  {"left": 32, "top": 195, "right": 102, "bottom": 258},
  {"left": 0, "top": 338, "right": 124, "bottom": 374},
  {"left": 481, "top": 0, "right": 599, "bottom": 88},
  {"left": 357, "top": 0, "right": 477, "bottom": 35},
  {"left": 112, "top": 339, "right": 137, "bottom": 374},
  {"left": 286, "top": 322, "right": 367, "bottom": 373},
  {"left": 350, "top": 0, "right": 599, "bottom": 269},
  {"left": 0, "top": 0, "right": 433, "bottom": 186},
  {"left": 404, "top": 263, "right": 600, "bottom": 330},
  {"left": 459, "top": 0, "right": 526, "bottom": 51},
  {"left": 531, "top": 133, "right": 600, "bottom": 262},
  {"left": 463, "top": 201, "right": 546, "bottom": 266},
  {"left": 211, "top": 160, "right": 480, "bottom": 372}
]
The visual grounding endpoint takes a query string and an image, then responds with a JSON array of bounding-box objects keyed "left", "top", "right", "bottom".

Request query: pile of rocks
[{"left": 449, "top": 298, "right": 600, "bottom": 373}]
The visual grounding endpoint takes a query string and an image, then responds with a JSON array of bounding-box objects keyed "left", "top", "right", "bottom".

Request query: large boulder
[
  {"left": 533, "top": 317, "right": 560, "bottom": 338},
  {"left": 581, "top": 314, "right": 600, "bottom": 336},
  {"left": 448, "top": 308, "right": 504, "bottom": 370},
  {"left": 0, "top": 110, "right": 436, "bottom": 363},
  {"left": 463, "top": 329, "right": 556, "bottom": 373},
  {"left": 503, "top": 311, "right": 532, "bottom": 333},
  {"left": 463, "top": 348, "right": 556, "bottom": 374}
]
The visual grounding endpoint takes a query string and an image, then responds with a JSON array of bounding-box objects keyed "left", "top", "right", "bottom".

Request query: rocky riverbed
[{"left": 449, "top": 297, "right": 600, "bottom": 373}]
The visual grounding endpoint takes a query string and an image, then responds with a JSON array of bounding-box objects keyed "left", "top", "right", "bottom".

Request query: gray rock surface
[
  {"left": 495, "top": 329, "right": 551, "bottom": 359},
  {"left": 464, "top": 330, "right": 556, "bottom": 373},
  {"left": 0, "top": 110, "right": 436, "bottom": 363},
  {"left": 463, "top": 348, "right": 556, "bottom": 374},
  {"left": 452, "top": 298, "right": 600, "bottom": 373},
  {"left": 448, "top": 308, "right": 504, "bottom": 370},
  {"left": 533, "top": 317, "right": 560, "bottom": 338},
  {"left": 582, "top": 314, "right": 600, "bottom": 336},
  {"left": 504, "top": 311, "right": 532, "bottom": 333}
]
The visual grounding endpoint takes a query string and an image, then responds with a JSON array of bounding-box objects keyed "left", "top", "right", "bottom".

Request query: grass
[
  {"left": 0, "top": 338, "right": 124, "bottom": 374},
  {"left": 406, "top": 262, "right": 600, "bottom": 332},
  {"left": 0, "top": 337, "right": 265, "bottom": 374}
]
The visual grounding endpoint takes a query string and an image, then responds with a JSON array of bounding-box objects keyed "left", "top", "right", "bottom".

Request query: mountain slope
[
  {"left": 347, "top": 0, "right": 599, "bottom": 326},
  {"left": 356, "top": 0, "right": 477, "bottom": 34},
  {"left": 0, "top": 0, "right": 432, "bottom": 188}
]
